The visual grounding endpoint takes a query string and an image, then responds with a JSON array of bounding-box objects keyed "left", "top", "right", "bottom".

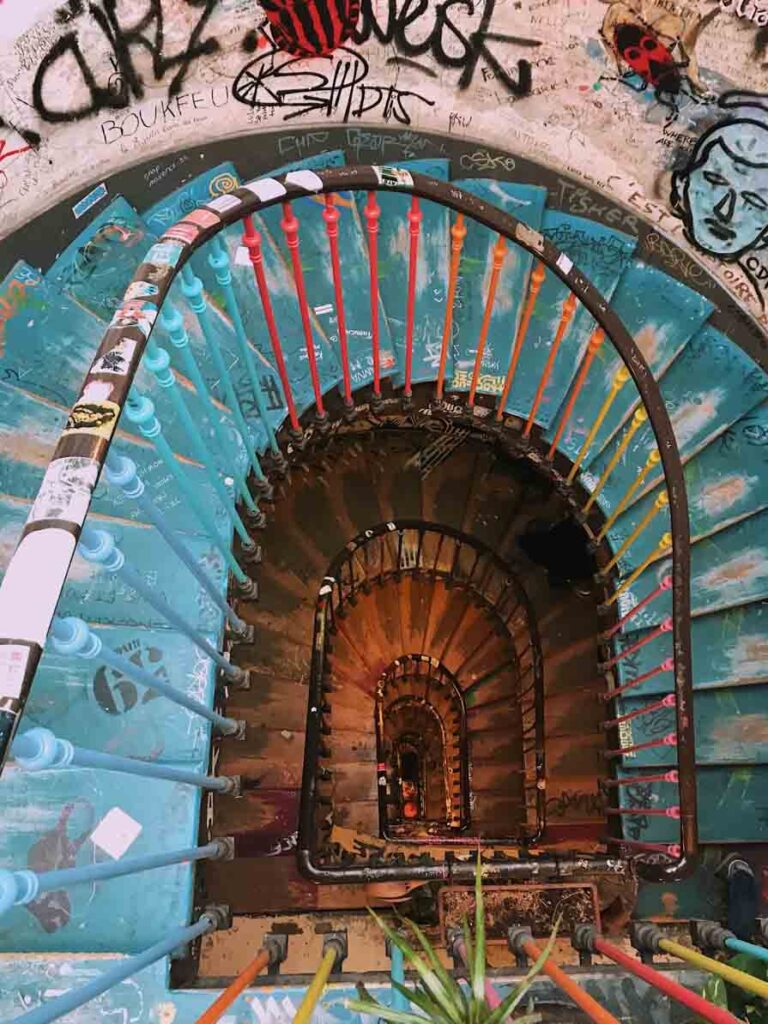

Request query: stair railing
[{"left": 0, "top": 166, "right": 696, "bottom": 887}]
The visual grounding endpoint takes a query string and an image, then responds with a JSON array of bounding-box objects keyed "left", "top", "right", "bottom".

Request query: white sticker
[
  {"left": 125, "top": 281, "right": 159, "bottom": 300},
  {"left": 556, "top": 253, "right": 573, "bottom": 275},
  {"left": 90, "top": 807, "right": 143, "bottom": 859},
  {"left": 0, "top": 530, "right": 77, "bottom": 645},
  {"left": 234, "top": 245, "right": 251, "bottom": 267},
  {"left": 285, "top": 169, "right": 323, "bottom": 192},
  {"left": 145, "top": 241, "right": 184, "bottom": 267},
  {"left": 373, "top": 166, "right": 414, "bottom": 188},
  {"left": 29, "top": 457, "right": 99, "bottom": 526},
  {"left": 0, "top": 645, "right": 30, "bottom": 699},
  {"left": 242, "top": 178, "right": 287, "bottom": 202},
  {"left": 109, "top": 302, "right": 157, "bottom": 339},
  {"left": 314, "top": 304, "right": 333, "bottom": 316},
  {"left": 92, "top": 338, "right": 138, "bottom": 376},
  {"left": 207, "top": 193, "right": 242, "bottom": 214}
]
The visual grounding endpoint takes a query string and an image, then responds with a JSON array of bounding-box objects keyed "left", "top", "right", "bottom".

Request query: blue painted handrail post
[
  {"left": 12, "top": 726, "right": 242, "bottom": 792},
  {"left": 48, "top": 615, "right": 243, "bottom": 734},
  {"left": 389, "top": 938, "right": 408, "bottom": 1012},
  {"left": 77, "top": 524, "right": 251, "bottom": 688},
  {"left": 105, "top": 453, "right": 258, "bottom": 611},
  {"left": 6, "top": 906, "right": 230, "bottom": 1024},
  {"left": 159, "top": 301, "right": 262, "bottom": 520}
]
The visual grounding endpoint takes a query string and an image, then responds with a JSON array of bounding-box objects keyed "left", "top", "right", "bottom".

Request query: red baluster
[
  {"left": 281, "top": 201, "right": 325, "bottom": 419},
  {"left": 602, "top": 693, "right": 676, "bottom": 730},
  {"left": 600, "top": 617, "right": 673, "bottom": 671},
  {"left": 405, "top": 196, "right": 422, "bottom": 399},
  {"left": 242, "top": 217, "right": 300, "bottom": 434},
  {"left": 607, "top": 804, "right": 681, "bottom": 818},
  {"left": 546, "top": 327, "right": 604, "bottom": 459},
  {"left": 608, "top": 837, "right": 681, "bottom": 857},
  {"left": 524, "top": 291, "right": 578, "bottom": 436},
  {"left": 604, "top": 731, "right": 677, "bottom": 758},
  {"left": 600, "top": 657, "right": 674, "bottom": 701},
  {"left": 469, "top": 234, "right": 506, "bottom": 407},
  {"left": 322, "top": 194, "right": 352, "bottom": 410},
  {"left": 600, "top": 575, "right": 673, "bottom": 640},
  {"left": 364, "top": 192, "right": 381, "bottom": 400},
  {"left": 602, "top": 770, "right": 679, "bottom": 787}
]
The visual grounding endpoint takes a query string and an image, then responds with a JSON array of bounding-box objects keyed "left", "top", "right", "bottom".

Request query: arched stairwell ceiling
[{"left": 0, "top": 139, "right": 766, "bottom": 1019}]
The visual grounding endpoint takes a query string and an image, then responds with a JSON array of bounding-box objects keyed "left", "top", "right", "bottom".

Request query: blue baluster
[
  {"left": 207, "top": 236, "right": 282, "bottom": 458},
  {"left": 48, "top": 616, "right": 244, "bottom": 735},
  {"left": 390, "top": 941, "right": 407, "bottom": 1011},
  {"left": 105, "top": 453, "right": 258, "bottom": 609},
  {"left": 142, "top": 339, "right": 259, "bottom": 556},
  {"left": 11, "top": 727, "right": 240, "bottom": 792},
  {"left": 5, "top": 908, "right": 228, "bottom": 1024},
  {"left": 77, "top": 524, "right": 249, "bottom": 687},
  {"left": 180, "top": 265, "right": 272, "bottom": 503},
  {"left": 160, "top": 301, "right": 261, "bottom": 518},
  {"left": 124, "top": 390, "right": 253, "bottom": 585}
]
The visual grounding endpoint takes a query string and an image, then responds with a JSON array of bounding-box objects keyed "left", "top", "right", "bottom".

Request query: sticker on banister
[
  {"left": 0, "top": 530, "right": 77, "bottom": 644},
  {"left": 29, "top": 456, "right": 100, "bottom": 526},
  {"left": 90, "top": 807, "right": 143, "bottom": 859},
  {"left": 285, "top": 169, "right": 323, "bottom": 192},
  {"left": 207, "top": 193, "right": 242, "bottom": 214},
  {"left": 373, "top": 166, "right": 414, "bottom": 188},
  {"left": 0, "top": 645, "right": 30, "bottom": 700},
  {"left": 242, "top": 178, "right": 287, "bottom": 202}
]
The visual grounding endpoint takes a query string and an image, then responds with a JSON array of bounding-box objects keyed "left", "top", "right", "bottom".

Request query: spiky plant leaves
[{"left": 472, "top": 856, "right": 486, "bottom": 1004}]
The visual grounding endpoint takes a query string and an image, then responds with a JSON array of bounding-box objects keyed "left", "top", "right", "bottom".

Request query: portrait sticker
[
  {"left": 29, "top": 456, "right": 100, "bottom": 525},
  {"left": 125, "top": 281, "right": 159, "bottom": 300}
]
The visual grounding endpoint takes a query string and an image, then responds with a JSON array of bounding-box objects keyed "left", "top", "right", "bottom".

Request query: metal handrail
[{"left": 0, "top": 166, "right": 696, "bottom": 881}]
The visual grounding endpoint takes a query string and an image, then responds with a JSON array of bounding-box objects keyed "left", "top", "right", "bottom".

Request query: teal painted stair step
[{"left": 449, "top": 179, "right": 546, "bottom": 399}]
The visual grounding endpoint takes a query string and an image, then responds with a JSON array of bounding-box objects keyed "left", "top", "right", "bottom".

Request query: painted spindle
[
  {"left": 524, "top": 291, "right": 578, "bottom": 436},
  {"left": 496, "top": 261, "right": 546, "bottom": 420},
  {"left": 208, "top": 236, "right": 280, "bottom": 454},
  {"left": 567, "top": 366, "right": 631, "bottom": 484},
  {"left": 600, "top": 657, "right": 675, "bottom": 701},
  {"left": 105, "top": 453, "right": 257, "bottom": 611},
  {"left": 195, "top": 946, "right": 274, "bottom": 1024},
  {"left": 404, "top": 196, "right": 422, "bottom": 399},
  {"left": 583, "top": 407, "right": 648, "bottom": 513},
  {"left": 363, "top": 191, "right": 382, "bottom": 402},
  {"left": 323, "top": 194, "right": 353, "bottom": 411},
  {"left": 6, "top": 909, "right": 227, "bottom": 1024},
  {"left": 607, "top": 804, "right": 680, "bottom": 819},
  {"left": 546, "top": 327, "right": 604, "bottom": 459},
  {"left": 602, "top": 770, "right": 678, "bottom": 787},
  {"left": 143, "top": 339, "right": 255, "bottom": 551},
  {"left": 77, "top": 524, "right": 247, "bottom": 685},
  {"left": 281, "top": 201, "right": 326, "bottom": 420},
  {"left": 293, "top": 945, "right": 338, "bottom": 1024},
  {"left": 160, "top": 302, "right": 260, "bottom": 515},
  {"left": 597, "top": 451, "right": 662, "bottom": 541},
  {"left": 602, "top": 533, "right": 672, "bottom": 609},
  {"left": 604, "top": 731, "right": 677, "bottom": 757},
  {"left": 11, "top": 727, "right": 240, "bottom": 792},
  {"left": 600, "top": 617, "right": 673, "bottom": 670},
  {"left": 611, "top": 838, "right": 681, "bottom": 856},
  {"left": 437, "top": 213, "right": 466, "bottom": 401},
  {"left": 601, "top": 575, "right": 672, "bottom": 639},
  {"left": 469, "top": 234, "right": 506, "bottom": 407},
  {"left": 242, "top": 217, "right": 300, "bottom": 434},
  {"left": 48, "top": 615, "right": 242, "bottom": 734},
  {"left": 654, "top": 934, "right": 768, "bottom": 1001},
  {"left": 179, "top": 265, "right": 269, "bottom": 500},
  {"left": 602, "top": 693, "right": 676, "bottom": 730}
]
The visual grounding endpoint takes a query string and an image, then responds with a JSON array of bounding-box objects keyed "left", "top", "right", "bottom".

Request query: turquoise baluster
[
  {"left": 180, "top": 265, "right": 272, "bottom": 501},
  {"left": 207, "top": 236, "right": 282, "bottom": 458},
  {"left": 142, "top": 338, "right": 258, "bottom": 556},
  {"left": 77, "top": 524, "right": 248, "bottom": 686},
  {"left": 123, "top": 389, "right": 252, "bottom": 585},
  {"left": 49, "top": 615, "right": 244, "bottom": 734},
  {"left": 159, "top": 301, "right": 261, "bottom": 519}
]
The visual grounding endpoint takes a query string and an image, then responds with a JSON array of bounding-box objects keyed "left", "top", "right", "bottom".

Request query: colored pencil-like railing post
[
  {"left": 194, "top": 935, "right": 288, "bottom": 1024},
  {"left": 292, "top": 934, "right": 347, "bottom": 1024},
  {"left": 469, "top": 234, "right": 506, "bottom": 408},
  {"left": 497, "top": 261, "right": 546, "bottom": 419},
  {"left": 363, "top": 191, "right": 383, "bottom": 405},
  {"left": 323, "top": 193, "right": 354, "bottom": 413},
  {"left": 404, "top": 196, "right": 422, "bottom": 401},
  {"left": 691, "top": 920, "right": 768, "bottom": 965},
  {"left": 524, "top": 291, "right": 578, "bottom": 436},
  {"left": 547, "top": 327, "right": 604, "bottom": 459},
  {"left": 47, "top": 615, "right": 243, "bottom": 734},
  {"left": 567, "top": 366, "right": 630, "bottom": 483},
  {"left": 6, "top": 908, "right": 230, "bottom": 1024},
  {"left": 437, "top": 213, "right": 466, "bottom": 401}
]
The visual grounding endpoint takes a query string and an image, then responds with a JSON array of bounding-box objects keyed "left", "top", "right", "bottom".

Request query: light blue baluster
[
  {"left": 207, "top": 236, "right": 281, "bottom": 458},
  {"left": 180, "top": 265, "right": 272, "bottom": 501},
  {"left": 143, "top": 338, "right": 258, "bottom": 555},
  {"left": 124, "top": 390, "right": 252, "bottom": 585},
  {"left": 390, "top": 941, "right": 407, "bottom": 1011},
  {"left": 11, "top": 726, "right": 240, "bottom": 792},
  {"left": 5, "top": 909, "right": 228, "bottom": 1024},
  {"left": 105, "top": 453, "right": 258, "bottom": 609},
  {"left": 724, "top": 936, "right": 768, "bottom": 963},
  {"left": 77, "top": 524, "right": 249, "bottom": 686},
  {"left": 48, "top": 615, "right": 243, "bottom": 734},
  {"left": 160, "top": 301, "right": 261, "bottom": 518}
]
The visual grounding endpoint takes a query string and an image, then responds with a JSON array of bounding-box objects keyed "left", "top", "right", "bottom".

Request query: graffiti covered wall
[{"left": 0, "top": 0, "right": 767, "bottom": 320}]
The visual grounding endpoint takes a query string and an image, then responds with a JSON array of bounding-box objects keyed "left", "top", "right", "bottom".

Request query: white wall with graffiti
[{"left": 0, "top": 0, "right": 767, "bottom": 321}]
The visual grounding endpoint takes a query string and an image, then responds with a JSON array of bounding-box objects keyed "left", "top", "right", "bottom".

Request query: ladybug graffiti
[
  {"left": 259, "top": 0, "right": 361, "bottom": 57},
  {"left": 614, "top": 23, "right": 683, "bottom": 98}
]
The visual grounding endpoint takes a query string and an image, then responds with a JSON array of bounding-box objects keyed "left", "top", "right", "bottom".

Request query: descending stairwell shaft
[{"left": 0, "top": 167, "right": 697, "bottom": 898}]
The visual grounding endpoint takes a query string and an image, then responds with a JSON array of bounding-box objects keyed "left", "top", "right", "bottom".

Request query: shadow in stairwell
[{"left": 518, "top": 517, "right": 596, "bottom": 597}]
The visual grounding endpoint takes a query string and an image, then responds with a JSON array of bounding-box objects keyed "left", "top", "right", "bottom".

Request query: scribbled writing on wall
[
  {"left": 32, "top": 0, "right": 220, "bottom": 123},
  {"left": 671, "top": 91, "right": 768, "bottom": 308},
  {"left": 233, "top": 44, "right": 435, "bottom": 124}
]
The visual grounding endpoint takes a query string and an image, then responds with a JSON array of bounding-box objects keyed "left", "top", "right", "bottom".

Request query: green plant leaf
[
  {"left": 473, "top": 858, "right": 486, "bottom": 1003},
  {"left": 346, "top": 997, "right": 429, "bottom": 1024},
  {"left": 389, "top": 979, "right": 455, "bottom": 1024},
  {"left": 405, "top": 917, "right": 468, "bottom": 1014},
  {"left": 485, "top": 923, "right": 559, "bottom": 1024}
]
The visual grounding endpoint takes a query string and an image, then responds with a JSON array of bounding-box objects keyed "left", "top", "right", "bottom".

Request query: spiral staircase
[{"left": 0, "top": 143, "right": 766, "bottom": 1023}]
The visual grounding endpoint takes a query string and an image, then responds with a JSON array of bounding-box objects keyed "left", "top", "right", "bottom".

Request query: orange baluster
[
  {"left": 469, "top": 234, "right": 507, "bottom": 406},
  {"left": 496, "top": 261, "right": 546, "bottom": 420},
  {"left": 195, "top": 947, "right": 271, "bottom": 1024},
  {"left": 546, "top": 327, "right": 604, "bottom": 459},
  {"left": 437, "top": 214, "right": 466, "bottom": 400},
  {"left": 520, "top": 937, "right": 620, "bottom": 1024},
  {"left": 524, "top": 291, "right": 578, "bottom": 436}
]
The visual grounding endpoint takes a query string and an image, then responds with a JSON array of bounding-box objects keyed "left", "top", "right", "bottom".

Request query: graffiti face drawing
[{"left": 672, "top": 117, "right": 768, "bottom": 260}]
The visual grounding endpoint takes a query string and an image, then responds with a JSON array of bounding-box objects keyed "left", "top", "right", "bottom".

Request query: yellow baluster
[
  {"left": 659, "top": 938, "right": 768, "bottom": 1001},
  {"left": 597, "top": 450, "right": 661, "bottom": 541},
  {"left": 583, "top": 407, "right": 648, "bottom": 514},
  {"left": 496, "top": 261, "right": 547, "bottom": 420},
  {"left": 566, "top": 366, "right": 631, "bottom": 483},
  {"left": 546, "top": 327, "right": 604, "bottom": 460},
  {"left": 470, "top": 234, "right": 507, "bottom": 405},
  {"left": 599, "top": 492, "right": 669, "bottom": 576},
  {"left": 293, "top": 946, "right": 338, "bottom": 1024},
  {"left": 603, "top": 532, "right": 672, "bottom": 607},
  {"left": 437, "top": 214, "right": 466, "bottom": 400}
]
